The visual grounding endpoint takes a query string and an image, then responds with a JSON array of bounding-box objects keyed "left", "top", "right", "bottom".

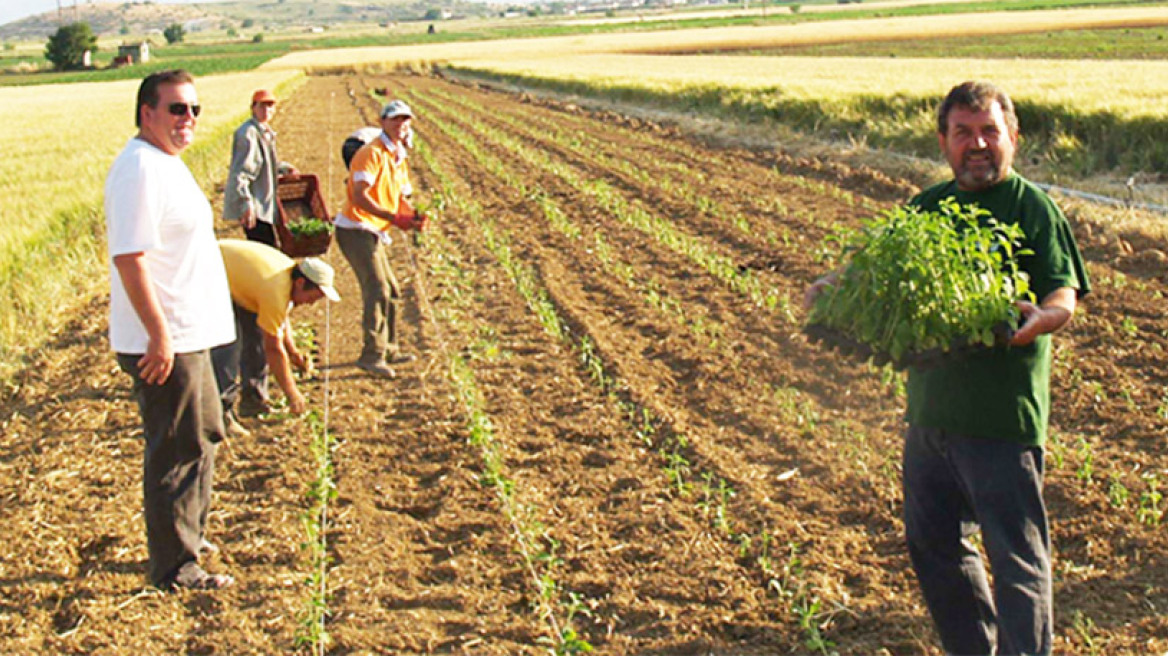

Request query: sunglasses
[{"left": 166, "top": 102, "right": 202, "bottom": 118}]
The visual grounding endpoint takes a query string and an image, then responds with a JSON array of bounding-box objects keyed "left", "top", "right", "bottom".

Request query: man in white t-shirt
[{"left": 105, "top": 69, "right": 236, "bottom": 591}]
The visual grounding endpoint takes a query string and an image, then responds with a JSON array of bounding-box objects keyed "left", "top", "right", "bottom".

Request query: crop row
[{"left": 401, "top": 85, "right": 855, "bottom": 651}]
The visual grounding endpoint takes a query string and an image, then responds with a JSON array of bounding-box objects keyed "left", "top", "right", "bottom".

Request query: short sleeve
[
  {"left": 106, "top": 152, "right": 162, "bottom": 257},
  {"left": 1021, "top": 191, "right": 1090, "bottom": 300}
]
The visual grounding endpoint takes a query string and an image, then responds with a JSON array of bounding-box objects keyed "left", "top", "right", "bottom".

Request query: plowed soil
[{"left": 1, "top": 72, "right": 1165, "bottom": 655}]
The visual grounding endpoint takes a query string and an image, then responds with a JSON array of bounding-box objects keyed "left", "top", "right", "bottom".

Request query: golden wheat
[
  {"left": 261, "top": 5, "right": 1168, "bottom": 72},
  {"left": 0, "top": 70, "right": 303, "bottom": 260},
  {"left": 0, "top": 69, "right": 303, "bottom": 381}
]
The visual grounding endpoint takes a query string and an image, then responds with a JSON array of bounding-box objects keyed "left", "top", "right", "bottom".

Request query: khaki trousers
[{"left": 336, "top": 226, "right": 401, "bottom": 364}]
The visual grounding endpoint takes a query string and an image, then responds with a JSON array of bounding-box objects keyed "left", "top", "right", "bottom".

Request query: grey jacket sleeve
[{"left": 223, "top": 122, "right": 268, "bottom": 222}]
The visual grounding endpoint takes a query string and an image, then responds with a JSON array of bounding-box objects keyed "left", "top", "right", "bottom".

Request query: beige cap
[{"left": 297, "top": 258, "right": 340, "bottom": 301}]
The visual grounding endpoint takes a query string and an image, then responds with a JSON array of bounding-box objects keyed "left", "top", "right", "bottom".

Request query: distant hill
[
  {"left": 0, "top": 0, "right": 454, "bottom": 42},
  {"left": 1, "top": 3, "right": 226, "bottom": 41}
]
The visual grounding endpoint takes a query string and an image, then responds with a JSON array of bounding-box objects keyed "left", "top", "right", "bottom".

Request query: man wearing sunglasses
[
  {"left": 224, "top": 89, "right": 295, "bottom": 247},
  {"left": 105, "top": 69, "right": 236, "bottom": 592}
]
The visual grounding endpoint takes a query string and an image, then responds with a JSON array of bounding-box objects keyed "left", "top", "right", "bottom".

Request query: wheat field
[
  {"left": 0, "top": 69, "right": 303, "bottom": 380},
  {"left": 453, "top": 52, "right": 1168, "bottom": 120},
  {"left": 261, "top": 5, "right": 1168, "bottom": 71}
]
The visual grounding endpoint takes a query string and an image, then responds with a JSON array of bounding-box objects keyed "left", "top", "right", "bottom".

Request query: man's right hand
[
  {"left": 391, "top": 212, "right": 415, "bottom": 231},
  {"left": 287, "top": 389, "right": 306, "bottom": 415},
  {"left": 138, "top": 336, "right": 174, "bottom": 385},
  {"left": 240, "top": 207, "right": 256, "bottom": 230},
  {"left": 803, "top": 273, "right": 839, "bottom": 310}
]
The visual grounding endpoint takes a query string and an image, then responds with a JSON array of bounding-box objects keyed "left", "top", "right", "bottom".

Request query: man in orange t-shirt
[{"left": 334, "top": 100, "right": 426, "bottom": 378}]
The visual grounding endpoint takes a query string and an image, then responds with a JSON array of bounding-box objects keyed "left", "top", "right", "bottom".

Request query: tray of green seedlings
[
  {"left": 276, "top": 173, "right": 333, "bottom": 258},
  {"left": 805, "top": 198, "right": 1033, "bottom": 370}
]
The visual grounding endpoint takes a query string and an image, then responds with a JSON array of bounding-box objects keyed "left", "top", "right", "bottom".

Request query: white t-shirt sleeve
[{"left": 106, "top": 151, "right": 162, "bottom": 257}]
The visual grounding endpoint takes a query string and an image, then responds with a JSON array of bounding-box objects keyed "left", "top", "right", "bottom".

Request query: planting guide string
[
  {"left": 310, "top": 90, "right": 335, "bottom": 656},
  {"left": 393, "top": 141, "right": 573, "bottom": 646}
]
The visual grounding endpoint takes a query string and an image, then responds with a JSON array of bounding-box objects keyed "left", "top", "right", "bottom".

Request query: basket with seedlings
[
  {"left": 275, "top": 173, "right": 333, "bottom": 258},
  {"left": 805, "top": 198, "right": 1034, "bottom": 370}
]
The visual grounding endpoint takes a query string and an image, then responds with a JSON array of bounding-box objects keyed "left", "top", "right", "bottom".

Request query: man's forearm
[
  {"left": 1037, "top": 287, "right": 1077, "bottom": 334},
  {"left": 113, "top": 253, "right": 169, "bottom": 347},
  {"left": 263, "top": 333, "right": 299, "bottom": 399}
]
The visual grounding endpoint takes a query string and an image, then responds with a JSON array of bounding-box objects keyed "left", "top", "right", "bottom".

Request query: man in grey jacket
[{"left": 224, "top": 89, "right": 295, "bottom": 246}]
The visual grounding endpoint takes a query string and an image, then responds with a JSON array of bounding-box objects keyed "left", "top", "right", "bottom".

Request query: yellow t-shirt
[
  {"left": 218, "top": 239, "right": 294, "bottom": 337},
  {"left": 341, "top": 135, "right": 411, "bottom": 232}
]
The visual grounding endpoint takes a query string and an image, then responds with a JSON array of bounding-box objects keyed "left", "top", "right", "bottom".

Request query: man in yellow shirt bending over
[{"left": 213, "top": 239, "right": 340, "bottom": 432}]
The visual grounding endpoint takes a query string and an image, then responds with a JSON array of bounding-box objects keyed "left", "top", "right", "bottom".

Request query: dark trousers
[
  {"left": 244, "top": 220, "right": 277, "bottom": 248},
  {"left": 903, "top": 425, "right": 1052, "bottom": 656},
  {"left": 117, "top": 350, "right": 223, "bottom": 587},
  {"left": 336, "top": 226, "right": 400, "bottom": 364},
  {"left": 211, "top": 303, "right": 269, "bottom": 410}
]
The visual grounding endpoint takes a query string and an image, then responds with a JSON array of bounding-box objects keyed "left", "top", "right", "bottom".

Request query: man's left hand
[{"left": 1010, "top": 300, "right": 1072, "bottom": 346}]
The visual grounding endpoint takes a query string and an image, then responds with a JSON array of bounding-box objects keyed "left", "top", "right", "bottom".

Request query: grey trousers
[
  {"left": 243, "top": 220, "right": 277, "bottom": 248},
  {"left": 336, "top": 226, "right": 401, "bottom": 364},
  {"left": 211, "top": 303, "right": 269, "bottom": 410},
  {"left": 903, "top": 425, "right": 1052, "bottom": 656},
  {"left": 118, "top": 351, "right": 223, "bottom": 587}
]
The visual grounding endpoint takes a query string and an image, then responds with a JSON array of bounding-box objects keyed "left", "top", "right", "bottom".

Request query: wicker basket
[{"left": 275, "top": 173, "right": 332, "bottom": 258}]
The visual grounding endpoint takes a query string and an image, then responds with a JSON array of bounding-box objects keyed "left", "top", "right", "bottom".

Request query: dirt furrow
[
  {"left": 395, "top": 76, "right": 801, "bottom": 654},
  {"left": 393, "top": 76, "right": 932, "bottom": 651},
  {"left": 276, "top": 74, "right": 547, "bottom": 653}
]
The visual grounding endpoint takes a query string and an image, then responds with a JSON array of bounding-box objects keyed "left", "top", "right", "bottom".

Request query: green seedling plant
[
  {"left": 1074, "top": 437, "right": 1095, "bottom": 483},
  {"left": 808, "top": 198, "right": 1034, "bottom": 364},
  {"left": 1107, "top": 473, "right": 1130, "bottom": 510},
  {"left": 1138, "top": 474, "right": 1163, "bottom": 527},
  {"left": 295, "top": 410, "right": 337, "bottom": 655},
  {"left": 287, "top": 216, "right": 333, "bottom": 239}
]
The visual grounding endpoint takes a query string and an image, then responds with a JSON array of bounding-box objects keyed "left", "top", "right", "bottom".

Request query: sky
[{"left": 0, "top": 0, "right": 219, "bottom": 28}]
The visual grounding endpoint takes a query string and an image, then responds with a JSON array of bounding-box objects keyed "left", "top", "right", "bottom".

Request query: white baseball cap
[
  {"left": 380, "top": 100, "right": 414, "bottom": 120},
  {"left": 297, "top": 258, "right": 340, "bottom": 302}
]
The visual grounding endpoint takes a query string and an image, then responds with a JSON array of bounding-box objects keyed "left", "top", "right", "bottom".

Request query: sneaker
[
  {"left": 237, "top": 397, "right": 271, "bottom": 418},
  {"left": 356, "top": 360, "right": 395, "bottom": 378},
  {"left": 223, "top": 410, "right": 250, "bottom": 438}
]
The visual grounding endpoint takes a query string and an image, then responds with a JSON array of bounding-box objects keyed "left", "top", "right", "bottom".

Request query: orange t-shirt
[{"left": 341, "top": 135, "right": 411, "bottom": 232}]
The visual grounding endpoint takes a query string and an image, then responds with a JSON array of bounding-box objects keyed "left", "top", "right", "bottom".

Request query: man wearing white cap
[
  {"left": 213, "top": 239, "right": 340, "bottom": 426},
  {"left": 224, "top": 89, "right": 296, "bottom": 246},
  {"left": 334, "top": 99, "right": 426, "bottom": 378}
]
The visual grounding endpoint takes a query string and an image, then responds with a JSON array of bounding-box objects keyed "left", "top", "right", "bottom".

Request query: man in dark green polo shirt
[
  {"left": 905, "top": 81, "right": 1088, "bottom": 656},
  {"left": 809, "top": 81, "right": 1089, "bottom": 656}
]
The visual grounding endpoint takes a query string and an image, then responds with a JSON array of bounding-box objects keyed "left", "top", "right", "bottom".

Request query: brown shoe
[
  {"left": 387, "top": 351, "right": 417, "bottom": 365},
  {"left": 165, "top": 562, "right": 234, "bottom": 591},
  {"left": 223, "top": 410, "right": 250, "bottom": 438},
  {"left": 237, "top": 397, "right": 271, "bottom": 418},
  {"left": 356, "top": 360, "right": 395, "bottom": 378}
]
